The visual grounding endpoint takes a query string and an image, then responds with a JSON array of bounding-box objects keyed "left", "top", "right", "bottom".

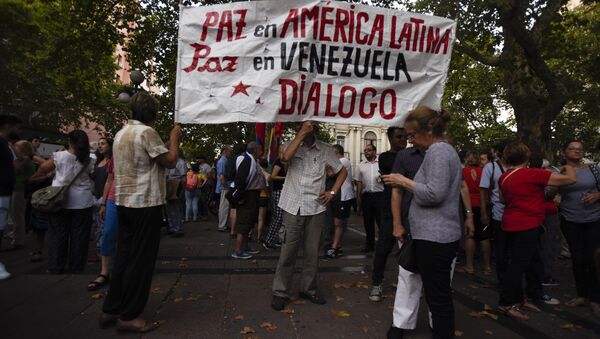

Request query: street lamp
[{"left": 118, "top": 69, "right": 146, "bottom": 103}]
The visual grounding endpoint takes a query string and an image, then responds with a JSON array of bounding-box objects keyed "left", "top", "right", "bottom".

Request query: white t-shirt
[
  {"left": 339, "top": 157, "right": 355, "bottom": 202},
  {"left": 52, "top": 151, "right": 96, "bottom": 209}
]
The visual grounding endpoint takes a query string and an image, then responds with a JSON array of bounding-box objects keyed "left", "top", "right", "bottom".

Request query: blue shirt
[{"left": 215, "top": 156, "right": 228, "bottom": 194}]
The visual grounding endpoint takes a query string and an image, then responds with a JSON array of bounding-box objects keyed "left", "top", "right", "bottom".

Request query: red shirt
[
  {"left": 499, "top": 168, "right": 551, "bottom": 232},
  {"left": 463, "top": 166, "right": 482, "bottom": 207}
]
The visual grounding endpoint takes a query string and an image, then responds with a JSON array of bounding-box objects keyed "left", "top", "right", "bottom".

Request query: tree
[
  {"left": 0, "top": 0, "right": 139, "bottom": 134},
  {"left": 375, "top": 0, "right": 600, "bottom": 159}
]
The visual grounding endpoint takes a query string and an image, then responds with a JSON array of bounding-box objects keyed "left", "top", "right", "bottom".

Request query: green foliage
[{"left": 0, "top": 0, "right": 139, "bottom": 134}]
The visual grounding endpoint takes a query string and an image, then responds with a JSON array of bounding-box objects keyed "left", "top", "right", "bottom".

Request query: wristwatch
[{"left": 329, "top": 191, "right": 335, "bottom": 195}]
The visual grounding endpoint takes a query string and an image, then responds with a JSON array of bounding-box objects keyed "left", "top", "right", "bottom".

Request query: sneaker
[
  {"left": 245, "top": 247, "right": 260, "bottom": 255},
  {"left": 369, "top": 285, "right": 383, "bottom": 302},
  {"left": 271, "top": 295, "right": 289, "bottom": 311},
  {"left": 326, "top": 248, "right": 337, "bottom": 259},
  {"left": 261, "top": 241, "right": 273, "bottom": 250},
  {"left": 0, "top": 262, "right": 11, "bottom": 280},
  {"left": 387, "top": 326, "right": 404, "bottom": 339},
  {"left": 231, "top": 251, "right": 253, "bottom": 259},
  {"left": 542, "top": 277, "right": 560, "bottom": 287},
  {"left": 540, "top": 294, "right": 560, "bottom": 305},
  {"left": 273, "top": 242, "right": 282, "bottom": 248}
]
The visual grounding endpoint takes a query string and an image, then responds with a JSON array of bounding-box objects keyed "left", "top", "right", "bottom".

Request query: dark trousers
[
  {"left": 48, "top": 207, "right": 93, "bottom": 273},
  {"left": 415, "top": 239, "right": 458, "bottom": 339},
  {"left": 492, "top": 219, "right": 507, "bottom": 284},
  {"left": 361, "top": 192, "right": 383, "bottom": 249},
  {"left": 499, "top": 228, "right": 542, "bottom": 306},
  {"left": 103, "top": 205, "right": 163, "bottom": 320},
  {"left": 561, "top": 217, "right": 600, "bottom": 302},
  {"left": 371, "top": 208, "right": 396, "bottom": 285}
]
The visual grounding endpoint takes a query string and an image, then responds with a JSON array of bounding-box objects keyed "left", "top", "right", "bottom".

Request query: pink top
[{"left": 107, "top": 158, "right": 116, "bottom": 202}]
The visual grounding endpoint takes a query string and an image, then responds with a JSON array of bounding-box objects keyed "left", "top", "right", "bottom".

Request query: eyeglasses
[
  {"left": 406, "top": 133, "right": 415, "bottom": 140},
  {"left": 566, "top": 147, "right": 584, "bottom": 152}
]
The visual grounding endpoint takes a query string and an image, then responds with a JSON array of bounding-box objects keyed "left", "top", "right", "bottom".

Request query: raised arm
[{"left": 282, "top": 121, "right": 313, "bottom": 162}]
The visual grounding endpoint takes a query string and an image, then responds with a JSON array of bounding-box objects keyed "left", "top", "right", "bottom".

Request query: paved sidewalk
[{"left": 0, "top": 214, "right": 598, "bottom": 338}]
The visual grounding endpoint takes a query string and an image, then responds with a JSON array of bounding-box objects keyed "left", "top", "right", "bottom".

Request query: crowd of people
[{"left": 1, "top": 99, "right": 599, "bottom": 335}]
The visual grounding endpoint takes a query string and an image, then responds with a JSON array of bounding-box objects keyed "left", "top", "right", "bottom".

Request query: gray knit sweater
[{"left": 409, "top": 142, "right": 462, "bottom": 243}]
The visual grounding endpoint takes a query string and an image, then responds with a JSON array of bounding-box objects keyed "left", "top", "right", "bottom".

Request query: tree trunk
[{"left": 501, "top": 40, "right": 567, "bottom": 162}]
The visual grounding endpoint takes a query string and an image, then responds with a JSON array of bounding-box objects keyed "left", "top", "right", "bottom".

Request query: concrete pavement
[{"left": 0, "top": 213, "right": 598, "bottom": 338}]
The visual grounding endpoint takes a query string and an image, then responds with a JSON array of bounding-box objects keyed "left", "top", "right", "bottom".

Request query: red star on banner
[{"left": 231, "top": 81, "right": 251, "bottom": 97}]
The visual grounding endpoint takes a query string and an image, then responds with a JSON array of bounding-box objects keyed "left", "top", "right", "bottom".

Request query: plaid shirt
[
  {"left": 113, "top": 120, "right": 169, "bottom": 208},
  {"left": 278, "top": 140, "right": 343, "bottom": 216}
]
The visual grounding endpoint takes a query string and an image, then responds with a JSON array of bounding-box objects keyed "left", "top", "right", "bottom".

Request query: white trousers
[{"left": 392, "top": 241, "right": 457, "bottom": 330}]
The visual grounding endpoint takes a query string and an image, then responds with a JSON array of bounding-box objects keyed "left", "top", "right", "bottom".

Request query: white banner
[{"left": 175, "top": 0, "right": 456, "bottom": 126}]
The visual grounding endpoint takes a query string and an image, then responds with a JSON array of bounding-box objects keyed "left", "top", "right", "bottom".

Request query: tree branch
[
  {"left": 455, "top": 43, "right": 501, "bottom": 67},
  {"left": 532, "top": 0, "right": 569, "bottom": 37}
]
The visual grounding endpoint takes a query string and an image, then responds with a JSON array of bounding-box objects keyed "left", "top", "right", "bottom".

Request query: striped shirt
[
  {"left": 113, "top": 120, "right": 169, "bottom": 208},
  {"left": 278, "top": 140, "right": 343, "bottom": 216}
]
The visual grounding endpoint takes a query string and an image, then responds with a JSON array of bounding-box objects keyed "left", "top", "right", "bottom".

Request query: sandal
[
  {"left": 565, "top": 297, "right": 588, "bottom": 308},
  {"left": 521, "top": 300, "right": 542, "bottom": 313},
  {"left": 30, "top": 251, "right": 42, "bottom": 263},
  {"left": 499, "top": 305, "right": 530, "bottom": 321},
  {"left": 87, "top": 274, "right": 109, "bottom": 291},
  {"left": 116, "top": 319, "right": 161, "bottom": 333}
]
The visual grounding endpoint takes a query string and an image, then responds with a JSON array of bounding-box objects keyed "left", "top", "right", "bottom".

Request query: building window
[
  {"left": 336, "top": 136, "right": 345, "bottom": 147},
  {"left": 364, "top": 131, "right": 377, "bottom": 148}
]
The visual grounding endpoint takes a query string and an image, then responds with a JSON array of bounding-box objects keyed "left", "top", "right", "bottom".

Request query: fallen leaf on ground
[
  {"left": 382, "top": 294, "right": 394, "bottom": 298},
  {"left": 334, "top": 282, "right": 353, "bottom": 289},
  {"left": 355, "top": 281, "right": 369, "bottom": 289},
  {"left": 173, "top": 297, "right": 184, "bottom": 303},
  {"left": 336, "top": 296, "right": 345, "bottom": 302},
  {"left": 156, "top": 320, "right": 167, "bottom": 326},
  {"left": 467, "top": 311, "right": 485, "bottom": 319},
  {"left": 234, "top": 315, "right": 244, "bottom": 320},
  {"left": 484, "top": 304, "right": 493, "bottom": 311},
  {"left": 281, "top": 308, "right": 295, "bottom": 315},
  {"left": 185, "top": 296, "right": 198, "bottom": 301},
  {"left": 91, "top": 293, "right": 103, "bottom": 300},
  {"left": 560, "top": 323, "right": 575, "bottom": 329},
  {"left": 151, "top": 287, "right": 161, "bottom": 294},
  {"left": 468, "top": 284, "right": 480, "bottom": 289},
  {"left": 260, "top": 322, "right": 277, "bottom": 331},
  {"left": 481, "top": 311, "right": 498, "bottom": 320},
  {"left": 330, "top": 309, "right": 351, "bottom": 319},
  {"left": 361, "top": 326, "right": 369, "bottom": 333},
  {"left": 240, "top": 326, "right": 255, "bottom": 334},
  {"left": 455, "top": 330, "right": 464, "bottom": 337},
  {"left": 251, "top": 259, "right": 257, "bottom": 264},
  {"left": 485, "top": 330, "right": 493, "bottom": 335},
  {"left": 292, "top": 299, "right": 306, "bottom": 305}
]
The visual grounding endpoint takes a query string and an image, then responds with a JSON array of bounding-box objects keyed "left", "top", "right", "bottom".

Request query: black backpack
[{"left": 225, "top": 156, "right": 237, "bottom": 182}]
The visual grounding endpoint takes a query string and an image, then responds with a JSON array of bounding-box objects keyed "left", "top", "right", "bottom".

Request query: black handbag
[{"left": 397, "top": 234, "right": 419, "bottom": 273}]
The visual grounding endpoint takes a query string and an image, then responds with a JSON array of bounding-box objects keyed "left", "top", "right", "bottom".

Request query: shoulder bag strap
[
  {"left": 498, "top": 167, "right": 521, "bottom": 189},
  {"left": 589, "top": 163, "right": 600, "bottom": 191},
  {"left": 65, "top": 158, "right": 91, "bottom": 189}
]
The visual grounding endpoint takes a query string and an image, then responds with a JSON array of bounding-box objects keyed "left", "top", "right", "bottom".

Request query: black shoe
[
  {"left": 360, "top": 246, "right": 374, "bottom": 253},
  {"left": 171, "top": 232, "right": 184, "bottom": 238},
  {"left": 271, "top": 295, "right": 289, "bottom": 311},
  {"left": 299, "top": 292, "right": 326, "bottom": 305},
  {"left": 387, "top": 326, "right": 404, "bottom": 339}
]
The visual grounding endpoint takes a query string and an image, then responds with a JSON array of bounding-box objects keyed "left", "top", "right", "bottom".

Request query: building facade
[{"left": 327, "top": 123, "right": 391, "bottom": 172}]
